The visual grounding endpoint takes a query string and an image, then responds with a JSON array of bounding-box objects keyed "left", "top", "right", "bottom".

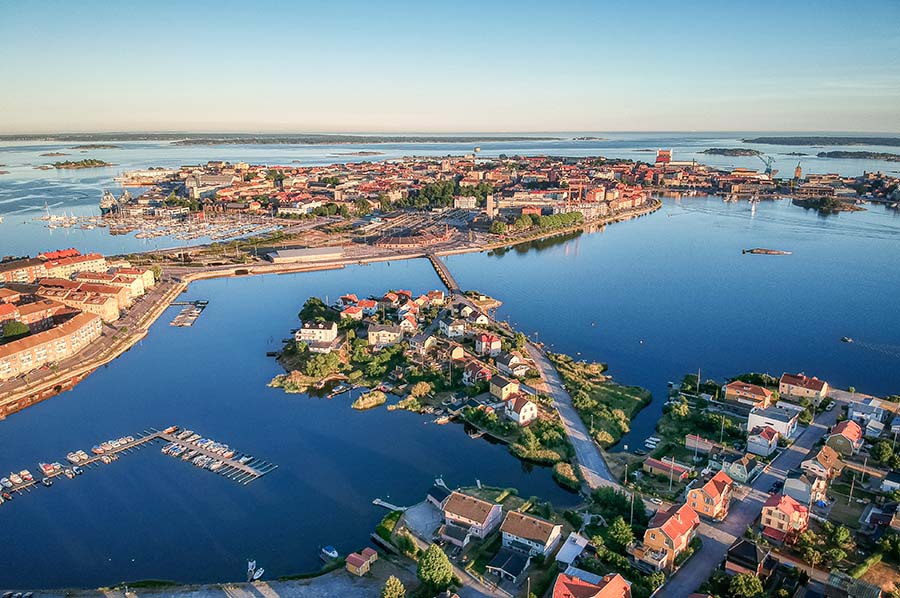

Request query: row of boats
[
  {"left": 161, "top": 429, "right": 244, "bottom": 473},
  {"left": 90, "top": 435, "right": 135, "bottom": 455}
]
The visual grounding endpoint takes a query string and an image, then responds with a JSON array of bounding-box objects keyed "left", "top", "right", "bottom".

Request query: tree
[
  {"left": 606, "top": 516, "right": 634, "bottom": 552},
  {"left": 490, "top": 220, "right": 508, "bottom": 235},
  {"left": 513, "top": 332, "right": 527, "bottom": 351},
  {"left": 872, "top": 441, "right": 894, "bottom": 463},
  {"left": 646, "top": 571, "right": 665, "bottom": 590},
  {"left": 410, "top": 381, "right": 432, "bottom": 399},
  {"left": 417, "top": 544, "right": 453, "bottom": 591},
  {"left": 729, "top": 573, "right": 764, "bottom": 598},
  {"left": 381, "top": 575, "right": 406, "bottom": 598},
  {"left": 2, "top": 320, "right": 30, "bottom": 339},
  {"left": 802, "top": 547, "right": 823, "bottom": 568},
  {"left": 825, "top": 547, "right": 847, "bottom": 565},
  {"left": 669, "top": 398, "right": 690, "bottom": 419},
  {"left": 150, "top": 264, "right": 162, "bottom": 281}
]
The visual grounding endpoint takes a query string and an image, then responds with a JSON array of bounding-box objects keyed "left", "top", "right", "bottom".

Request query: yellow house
[
  {"left": 630, "top": 503, "right": 699, "bottom": 572},
  {"left": 686, "top": 470, "right": 733, "bottom": 520},
  {"left": 490, "top": 375, "right": 520, "bottom": 401}
]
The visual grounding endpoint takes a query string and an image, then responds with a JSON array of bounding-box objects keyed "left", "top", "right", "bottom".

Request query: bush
[
  {"left": 553, "top": 462, "right": 581, "bottom": 490},
  {"left": 850, "top": 552, "right": 882, "bottom": 578},
  {"left": 352, "top": 390, "right": 387, "bottom": 410}
]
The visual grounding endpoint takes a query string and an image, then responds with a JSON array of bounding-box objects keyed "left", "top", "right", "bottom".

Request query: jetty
[
  {"left": 426, "top": 253, "right": 460, "bottom": 293},
  {"left": 372, "top": 498, "right": 408, "bottom": 511},
  {"left": 170, "top": 300, "right": 209, "bottom": 326}
]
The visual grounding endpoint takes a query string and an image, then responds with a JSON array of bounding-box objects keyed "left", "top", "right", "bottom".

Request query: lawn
[
  {"left": 827, "top": 500, "right": 866, "bottom": 529},
  {"left": 862, "top": 560, "right": 900, "bottom": 594}
]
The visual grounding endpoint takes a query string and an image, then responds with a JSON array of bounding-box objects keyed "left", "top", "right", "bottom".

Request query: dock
[
  {"left": 372, "top": 498, "right": 407, "bottom": 511},
  {"left": 426, "top": 254, "right": 460, "bottom": 293},
  {"left": 169, "top": 300, "right": 209, "bottom": 327},
  {"left": 1, "top": 425, "right": 277, "bottom": 502}
]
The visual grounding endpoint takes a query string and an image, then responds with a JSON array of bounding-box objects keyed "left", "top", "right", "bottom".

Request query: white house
[
  {"left": 505, "top": 394, "right": 538, "bottom": 426},
  {"left": 295, "top": 321, "right": 340, "bottom": 353},
  {"left": 475, "top": 333, "right": 502, "bottom": 357},
  {"left": 439, "top": 318, "right": 466, "bottom": 339},
  {"left": 747, "top": 426, "right": 779, "bottom": 457},
  {"left": 500, "top": 511, "right": 562, "bottom": 557},
  {"left": 441, "top": 491, "right": 503, "bottom": 547},
  {"left": 748, "top": 407, "right": 799, "bottom": 439},
  {"left": 496, "top": 352, "right": 529, "bottom": 377}
]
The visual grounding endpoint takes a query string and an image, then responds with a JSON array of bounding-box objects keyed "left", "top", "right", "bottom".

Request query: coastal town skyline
[{"left": 2, "top": 1, "right": 899, "bottom": 134}]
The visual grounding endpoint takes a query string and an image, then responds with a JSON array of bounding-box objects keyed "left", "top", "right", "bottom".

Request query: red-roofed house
[
  {"left": 686, "top": 470, "right": 733, "bottom": 520},
  {"left": 723, "top": 380, "right": 773, "bottom": 410},
  {"left": 463, "top": 360, "right": 492, "bottom": 386},
  {"left": 760, "top": 494, "right": 808, "bottom": 544},
  {"left": 505, "top": 394, "right": 538, "bottom": 426},
  {"left": 747, "top": 426, "right": 779, "bottom": 457},
  {"left": 826, "top": 420, "right": 864, "bottom": 457},
  {"left": 552, "top": 573, "right": 631, "bottom": 598},
  {"left": 475, "top": 333, "right": 502, "bottom": 357},
  {"left": 779, "top": 373, "right": 829, "bottom": 404},
  {"left": 345, "top": 547, "right": 378, "bottom": 576},
  {"left": 340, "top": 306, "right": 364, "bottom": 320},
  {"left": 643, "top": 458, "right": 691, "bottom": 481},
  {"left": 629, "top": 503, "right": 699, "bottom": 572}
]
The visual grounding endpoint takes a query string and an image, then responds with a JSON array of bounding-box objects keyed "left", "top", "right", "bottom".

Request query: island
[
  {"left": 50, "top": 158, "right": 113, "bottom": 169},
  {"left": 743, "top": 136, "right": 900, "bottom": 147},
  {"left": 40, "top": 152, "right": 69, "bottom": 157},
  {"left": 573, "top": 136, "right": 606, "bottom": 141},
  {"left": 782, "top": 152, "right": 808, "bottom": 156},
  {"left": 792, "top": 196, "right": 866, "bottom": 213},
  {"left": 268, "top": 288, "right": 650, "bottom": 491},
  {"left": 330, "top": 151, "right": 385, "bottom": 156},
  {"left": 700, "top": 148, "right": 761, "bottom": 157},
  {"left": 817, "top": 151, "right": 900, "bottom": 162},
  {"left": 71, "top": 144, "right": 121, "bottom": 149}
]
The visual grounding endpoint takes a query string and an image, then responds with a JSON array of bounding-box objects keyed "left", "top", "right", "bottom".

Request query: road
[
  {"left": 654, "top": 404, "right": 840, "bottom": 598},
  {"left": 525, "top": 342, "right": 616, "bottom": 489}
]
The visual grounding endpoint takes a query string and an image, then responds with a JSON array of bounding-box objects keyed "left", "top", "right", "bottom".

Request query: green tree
[
  {"left": 490, "top": 220, "right": 508, "bottom": 234},
  {"left": 355, "top": 198, "right": 372, "bottom": 216},
  {"left": 669, "top": 398, "right": 690, "bottom": 419},
  {"left": 2, "top": 320, "right": 30, "bottom": 339},
  {"left": 872, "top": 441, "right": 894, "bottom": 463},
  {"left": 606, "top": 516, "right": 634, "bottom": 552},
  {"left": 417, "top": 544, "right": 453, "bottom": 591},
  {"left": 802, "top": 547, "right": 823, "bottom": 568},
  {"left": 410, "top": 381, "right": 432, "bottom": 399},
  {"left": 825, "top": 547, "right": 847, "bottom": 565},
  {"left": 381, "top": 575, "right": 406, "bottom": 598},
  {"left": 513, "top": 332, "right": 527, "bottom": 351},
  {"left": 729, "top": 572, "right": 764, "bottom": 598},
  {"left": 646, "top": 571, "right": 665, "bottom": 590},
  {"left": 150, "top": 264, "right": 162, "bottom": 281}
]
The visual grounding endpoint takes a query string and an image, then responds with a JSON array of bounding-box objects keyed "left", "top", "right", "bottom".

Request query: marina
[
  {"left": 0, "top": 425, "right": 277, "bottom": 504},
  {"left": 170, "top": 300, "right": 209, "bottom": 327}
]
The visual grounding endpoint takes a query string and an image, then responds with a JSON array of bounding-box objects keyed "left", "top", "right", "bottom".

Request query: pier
[
  {"left": 169, "top": 300, "right": 208, "bottom": 327},
  {"left": 372, "top": 498, "right": 407, "bottom": 511},
  {"left": 1, "top": 425, "right": 277, "bottom": 502},
  {"left": 426, "top": 253, "right": 460, "bottom": 293}
]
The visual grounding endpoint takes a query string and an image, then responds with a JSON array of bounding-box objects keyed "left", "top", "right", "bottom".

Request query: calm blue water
[
  {"left": 2, "top": 133, "right": 900, "bottom": 256},
  {"left": 2, "top": 138, "right": 900, "bottom": 588}
]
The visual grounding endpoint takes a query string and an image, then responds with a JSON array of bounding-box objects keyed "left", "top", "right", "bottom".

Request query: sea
[{"left": 0, "top": 133, "right": 898, "bottom": 588}]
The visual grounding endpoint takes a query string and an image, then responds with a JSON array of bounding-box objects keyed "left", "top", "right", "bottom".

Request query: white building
[{"left": 748, "top": 407, "right": 799, "bottom": 438}]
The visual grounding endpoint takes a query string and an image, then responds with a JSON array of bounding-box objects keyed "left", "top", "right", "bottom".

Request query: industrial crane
[{"left": 756, "top": 154, "right": 778, "bottom": 178}]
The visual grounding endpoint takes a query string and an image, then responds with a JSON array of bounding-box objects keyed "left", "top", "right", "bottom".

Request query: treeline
[
  {"left": 490, "top": 211, "right": 583, "bottom": 235},
  {"left": 394, "top": 180, "right": 494, "bottom": 210}
]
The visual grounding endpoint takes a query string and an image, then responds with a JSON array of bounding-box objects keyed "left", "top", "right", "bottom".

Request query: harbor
[
  {"left": 0, "top": 425, "right": 277, "bottom": 504},
  {"left": 169, "top": 300, "right": 209, "bottom": 327}
]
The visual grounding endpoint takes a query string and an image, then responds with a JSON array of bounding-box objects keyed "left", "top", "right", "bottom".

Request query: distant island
[
  {"left": 793, "top": 197, "right": 866, "bottom": 213},
  {"left": 572, "top": 136, "right": 606, "bottom": 141},
  {"left": 50, "top": 158, "right": 113, "bottom": 169},
  {"left": 701, "top": 148, "right": 761, "bottom": 156},
  {"left": 782, "top": 152, "right": 808, "bottom": 156},
  {"left": 40, "top": 152, "right": 69, "bottom": 157},
  {"left": 330, "top": 151, "right": 385, "bottom": 156},
  {"left": 817, "top": 150, "right": 900, "bottom": 162},
  {"left": 71, "top": 144, "right": 121, "bottom": 149},
  {"left": 744, "top": 136, "right": 900, "bottom": 147},
  {"left": 172, "top": 134, "right": 560, "bottom": 146}
]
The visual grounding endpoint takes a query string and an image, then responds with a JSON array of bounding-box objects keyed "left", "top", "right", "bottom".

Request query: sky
[{"left": 1, "top": 0, "right": 899, "bottom": 134}]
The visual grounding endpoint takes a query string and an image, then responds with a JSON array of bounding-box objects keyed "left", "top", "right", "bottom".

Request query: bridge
[{"left": 426, "top": 254, "right": 460, "bottom": 293}]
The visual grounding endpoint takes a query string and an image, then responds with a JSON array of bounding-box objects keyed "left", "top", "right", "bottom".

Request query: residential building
[
  {"left": 555, "top": 532, "right": 589, "bottom": 567},
  {"left": 486, "top": 549, "right": 530, "bottom": 585},
  {"left": 629, "top": 503, "right": 699, "bottom": 572},
  {"left": 475, "top": 333, "right": 502, "bottom": 357},
  {"left": 500, "top": 510, "right": 563, "bottom": 557},
  {"left": 357, "top": 299, "right": 377, "bottom": 315},
  {"left": 760, "top": 494, "right": 809, "bottom": 544},
  {"left": 748, "top": 406, "right": 799, "bottom": 438},
  {"left": 686, "top": 470, "right": 733, "bottom": 520},
  {"left": 722, "top": 453, "right": 759, "bottom": 484},
  {"left": 779, "top": 373, "right": 829, "bottom": 404},
  {"left": 340, "top": 306, "right": 364, "bottom": 320},
  {"left": 505, "top": 394, "right": 538, "bottom": 426},
  {"left": 440, "top": 491, "right": 502, "bottom": 546},
  {"left": 849, "top": 400, "right": 886, "bottom": 432},
  {"left": 0, "top": 258, "right": 47, "bottom": 284},
  {"left": 408, "top": 333, "right": 435, "bottom": 354},
  {"left": 723, "top": 380, "right": 773, "bottom": 409},
  {"left": 75, "top": 271, "right": 145, "bottom": 301},
  {"left": 826, "top": 420, "right": 864, "bottom": 457},
  {"left": 784, "top": 471, "right": 827, "bottom": 506},
  {"left": 0, "top": 312, "right": 103, "bottom": 381},
  {"left": 427, "top": 485, "right": 451, "bottom": 509},
  {"left": 725, "top": 539, "right": 774, "bottom": 579},
  {"left": 296, "top": 321, "right": 338, "bottom": 343},
  {"left": 685, "top": 434, "right": 721, "bottom": 454},
  {"left": 113, "top": 266, "right": 156, "bottom": 290},
  {"left": 345, "top": 547, "right": 377, "bottom": 577},
  {"left": 552, "top": 573, "right": 632, "bottom": 598},
  {"left": 490, "top": 375, "right": 520, "bottom": 401},
  {"left": 800, "top": 445, "right": 843, "bottom": 480},
  {"left": 496, "top": 351, "right": 528, "bottom": 377},
  {"left": 462, "top": 360, "right": 492, "bottom": 386},
  {"left": 35, "top": 287, "right": 120, "bottom": 322},
  {"left": 439, "top": 318, "right": 465, "bottom": 338},
  {"left": 43, "top": 253, "right": 108, "bottom": 278},
  {"left": 643, "top": 457, "right": 691, "bottom": 481},
  {"left": 747, "top": 426, "right": 779, "bottom": 457},
  {"left": 367, "top": 324, "right": 402, "bottom": 348}
]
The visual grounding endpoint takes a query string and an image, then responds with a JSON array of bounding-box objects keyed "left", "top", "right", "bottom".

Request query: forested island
[
  {"left": 817, "top": 151, "right": 900, "bottom": 162},
  {"left": 50, "top": 158, "right": 113, "bottom": 169},
  {"left": 71, "top": 144, "right": 121, "bottom": 149},
  {"left": 701, "top": 148, "right": 761, "bottom": 156},
  {"left": 744, "top": 136, "right": 900, "bottom": 146},
  {"left": 792, "top": 197, "right": 865, "bottom": 214},
  {"left": 40, "top": 152, "right": 69, "bottom": 157}
]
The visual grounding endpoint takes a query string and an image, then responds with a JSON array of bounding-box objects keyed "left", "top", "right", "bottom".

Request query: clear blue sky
[{"left": 2, "top": 0, "right": 898, "bottom": 133}]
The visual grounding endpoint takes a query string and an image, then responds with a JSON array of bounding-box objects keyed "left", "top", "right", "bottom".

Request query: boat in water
[
  {"left": 841, "top": 336, "right": 854, "bottom": 343},
  {"left": 253, "top": 568, "right": 265, "bottom": 581},
  {"left": 41, "top": 477, "right": 53, "bottom": 487},
  {"left": 321, "top": 546, "right": 339, "bottom": 560}
]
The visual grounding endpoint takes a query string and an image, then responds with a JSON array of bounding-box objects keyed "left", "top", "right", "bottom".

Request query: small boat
[
  {"left": 0, "top": 477, "right": 11, "bottom": 488},
  {"left": 72, "top": 466, "right": 84, "bottom": 475},
  {"left": 92, "top": 445, "right": 104, "bottom": 455},
  {"left": 321, "top": 546, "right": 339, "bottom": 560},
  {"left": 1, "top": 492, "right": 11, "bottom": 501},
  {"left": 433, "top": 415, "right": 450, "bottom": 425},
  {"left": 66, "top": 452, "right": 81, "bottom": 464},
  {"left": 253, "top": 568, "right": 264, "bottom": 581},
  {"left": 841, "top": 336, "right": 854, "bottom": 343},
  {"left": 633, "top": 449, "right": 647, "bottom": 456},
  {"left": 9, "top": 473, "right": 22, "bottom": 485},
  {"left": 64, "top": 469, "right": 75, "bottom": 479},
  {"left": 164, "top": 425, "right": 179, "bottom": 434},
  {"left": 39, "top": 463, "right": 54, "bottom": 475},
  {"left": 20, "top": 470, "right": 33, "bottom": 482},
  {"left": 41, "top": 477, "right": 53, "bottom": 487}
]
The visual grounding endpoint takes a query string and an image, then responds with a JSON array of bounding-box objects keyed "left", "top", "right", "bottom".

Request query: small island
[
  {"left": 573, "top": 136, "right": 606, "bottom": 141},
  {"left": 817, "top": 151, "right": 900, "bottom": 162},
  {"left": 700, "top": 148, "right": 761, "bottom": 157},
  {"left": 71, "top": 144, "right": 121, "bottom": 149},
  {"left": 330, "top": 151, "right": 385, "bottom": 156},
  {"left": 782, "top": 152, "right": 808, "bottom": 156},
  {"left": 50, "top": 158, "right": 113, "bottom": 169},
  {"left": 40, "top": 152, "right": 69, "bottom": 157},
  {"left": 792, "top": 196, "right": 866, "bottom": 214}
]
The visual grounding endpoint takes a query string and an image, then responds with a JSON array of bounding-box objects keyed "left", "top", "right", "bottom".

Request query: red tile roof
[
  {"left": 763, "top": 493, "right": 807, "bottom": 518},
  {"left": 552, "top": 573, "right": 631, "bottom": 598},
  {"left": 780, "top": 373, "right": 826, "bottom": 392},
  {"left": 831, "top": 420, "right": 862, "bottom": 443},
  {"left": 701, "top": 470, "right": 733, "bottom": 500},
  {"left": 725, "top": 380, "right": 773, "bottom": 399},
  {"left": 751, "top": 426, "right": 779, "bottom": 442},
  {"left": 649, "top": 503, "right": 699, "bottom": 542}
]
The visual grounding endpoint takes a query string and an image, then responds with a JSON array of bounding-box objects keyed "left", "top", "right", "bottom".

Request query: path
[
  {"left": 654, "top": 404, "right": 840, "bottom": 598},
  {"left": 525, "top": 342, "right": 616, "bottom": 490}
]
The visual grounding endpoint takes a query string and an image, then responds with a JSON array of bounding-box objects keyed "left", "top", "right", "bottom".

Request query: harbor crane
[{"left": 757, "top": 153, "right": 778, "bottom": 178}]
